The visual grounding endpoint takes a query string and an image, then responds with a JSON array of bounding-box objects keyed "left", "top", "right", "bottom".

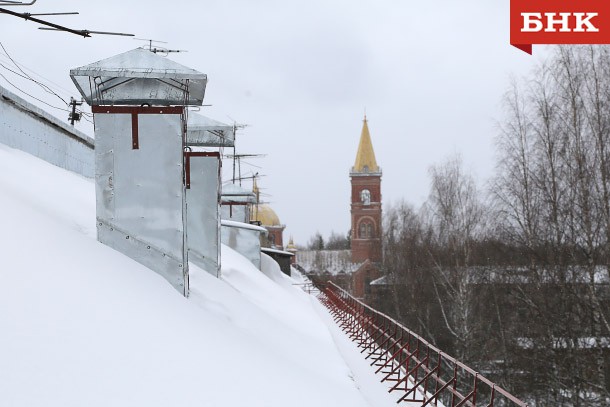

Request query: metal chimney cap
[
  {"left": 186, "top": 113, "right": 235, "bottom": 147},
  {"left": 69, "top": 48, "right": 205, "bottom": 80},
  {"left": 69, "top": 48, "right": 207, "bottom": 106}
]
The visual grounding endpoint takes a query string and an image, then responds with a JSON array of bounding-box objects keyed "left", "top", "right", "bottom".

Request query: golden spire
[
  {"left": 286, "top": 236, "right": 297, "bottom": 251},
  {"left": 353, "top": 115, "right": 379, "bottom": 173}
]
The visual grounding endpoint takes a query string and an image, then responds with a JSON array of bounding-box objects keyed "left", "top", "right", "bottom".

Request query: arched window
[
  {"left": 359, "top": 222, "right": 368, "bottom": 238},
  {"left": 359, "top": 221, "right": 374, "bottom": 238}
]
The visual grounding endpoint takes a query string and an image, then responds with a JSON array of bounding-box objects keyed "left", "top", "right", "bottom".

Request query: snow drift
[{"left": 0, "top": 144, "right": 398, "bottom": 406}]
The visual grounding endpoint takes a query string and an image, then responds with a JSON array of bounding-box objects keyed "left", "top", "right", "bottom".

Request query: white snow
[
  {"left": 220, "top": 218, "right": 267, "bottom": 232},
  {"left": 0, "top": 144, "right": 401, "bottom": 407}
]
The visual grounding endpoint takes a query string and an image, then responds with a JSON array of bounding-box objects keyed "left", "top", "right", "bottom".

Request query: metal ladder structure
[{"left": 313, "top": 281, "right": 529, "bottom": 407}]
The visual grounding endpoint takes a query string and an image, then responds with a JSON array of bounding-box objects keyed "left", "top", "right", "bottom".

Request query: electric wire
[
  {"left": 0, "top": 42, "right": 69, "bottom": 106},
  {"left": 0, "top": 52, "right": 74, "bottom": 97},
  {"left": 0, "top": 42, "right": 93, "bottom": 124},
  {"left": 0, "top": 71, "right": 70, "bottom": 112},
  {"left": 0, "top": 67, "right": 93, "bottom": 124}
]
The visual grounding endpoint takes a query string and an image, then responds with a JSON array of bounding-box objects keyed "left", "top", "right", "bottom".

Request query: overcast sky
[{"left": 0, "top": 0, "right": 550, "bottom": 245}]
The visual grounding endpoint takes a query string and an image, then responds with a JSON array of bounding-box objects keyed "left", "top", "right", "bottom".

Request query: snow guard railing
[{"left": 315, "top": 281, "right": 529, "bottom": 407}]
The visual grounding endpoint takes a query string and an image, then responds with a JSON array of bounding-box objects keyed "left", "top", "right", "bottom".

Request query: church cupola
[{"left": 350, "top": 115, "right": 382, "bottom": 263}]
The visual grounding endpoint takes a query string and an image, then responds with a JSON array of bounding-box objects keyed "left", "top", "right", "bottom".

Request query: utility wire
[
  {"left": 0, "top": 42, "right": 68, "bottom": 107},
  {"left": 0, "top": 42, "right": 93, "bottom": 125},
  {"left": 0, "top": 53, "right": 74, "bottom": 97},
  {"left": 0, "top": 71, "right": 70, "bottom": 112}
]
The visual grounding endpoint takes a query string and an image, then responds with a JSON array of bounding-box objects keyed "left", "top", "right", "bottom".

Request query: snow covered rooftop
[
  {"left": 296, "top": 250, "right": 361, "bottom": 275},
  {"left": 0, "top": 144, "right": 401, "bottom": 407}
]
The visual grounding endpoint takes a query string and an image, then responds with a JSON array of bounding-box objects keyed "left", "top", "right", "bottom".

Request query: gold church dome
[{"left": 251, "top": 203, "right": 281, "bottom": 226}]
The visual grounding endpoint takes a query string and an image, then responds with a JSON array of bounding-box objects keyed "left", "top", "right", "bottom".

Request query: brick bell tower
[{"left": 350, "top": 115, "right": 382, "bottom": 263}]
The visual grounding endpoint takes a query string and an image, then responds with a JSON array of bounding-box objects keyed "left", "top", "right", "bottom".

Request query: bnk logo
[
  {"left": 510, "top": 1, "right": 610, "bottom": 54},
  {"left": 521, "top": 13, "right": 599, "bottom": 33}
]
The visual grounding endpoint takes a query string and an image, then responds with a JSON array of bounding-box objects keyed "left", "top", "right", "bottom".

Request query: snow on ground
[{"left": 0, "top": 145, "right": 401, "bottom": 407}]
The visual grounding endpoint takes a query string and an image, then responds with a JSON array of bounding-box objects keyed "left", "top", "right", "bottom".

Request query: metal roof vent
[
  {"left": 70, "top": 48, "right": 206, "bottom": 106},
  {"left": 186, "top": 113, "right": 235, "bottom": 147},
  {"left": 70, "top": 49, "right": 214, "bottom": 296}
]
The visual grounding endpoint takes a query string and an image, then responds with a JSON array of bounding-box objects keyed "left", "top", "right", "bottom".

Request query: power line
[
  {"left": 0, "top": 42, "right": 93, "bottom": 125},
  {"left": 0, "top": 42, "right": 68, "bottom": 107},
  {"left": 0, "top": 62, "right": 70, "bottom": 106},
  {"left": 0, "top": 71, "right": 70, "bottom": 112},
  {"left": 0, "top": 53, "right": 75, "bottom": 97}
]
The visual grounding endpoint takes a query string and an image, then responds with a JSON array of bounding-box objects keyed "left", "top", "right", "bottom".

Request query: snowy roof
[
  {"left": 370, "top": 275, "right": 387, "bottom": 285},
  {"left": 221, "top": 219, "right": 267, "bottom": 233},
  {"left": 371, "top": 266, "right": 610, "bottom": 286},
  {"left": 463, "top": 266, "right": 610, "bottom": 285},
  {"left": 0, "top": 145, "right": 399, "bottom": 406},
  {"left": 516, "top": 337, "right": 610, "bottom": 350},
  {"left": 296, "top": 250, "right": 362, "bottom": 275},
  {"left": 70, "top": 48, "right": 207, "bottom": 106},
  {"left": 261, "top": 247, "right": 294, "bottom": 257},
  {"left": 186, "top": 113, "right": 235, "bottom": 147}
]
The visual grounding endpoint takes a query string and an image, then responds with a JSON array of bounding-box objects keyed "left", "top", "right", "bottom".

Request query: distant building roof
[
  {"left": 220, "top": 219, "right": 267, "bottom": 233},
  {"left": 296, "top": 250, "right": 362, "bottom": 275},
  {"left": 251, "top": 204, "right": 282, "bottom": 227},
  {"left": 261, "top": 247, "right": 294, "bottom": 257},
  {"left": 370, "top": 275, "right": 388, "bottom": 285},
  {"left": 369, "top": 266, "right": 610, "bottom": 286},
  {"left": 249, "top": 179, "right": 283, "bottom": 227}
]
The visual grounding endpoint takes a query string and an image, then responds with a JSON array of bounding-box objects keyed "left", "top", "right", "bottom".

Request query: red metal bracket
[
  {"left": 131, "top": 113, "right": 139, "bottom": 149},
  {"left": 91, "top": 106, "right": 184, "bottom": 150},
  {"left": 183, "top": 151, "right": 221, "bottom": 189}
]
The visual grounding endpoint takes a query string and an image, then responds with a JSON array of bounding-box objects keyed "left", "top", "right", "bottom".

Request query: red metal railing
[{"left": 314, "top": 281, "right": 529, "bottom": 407}]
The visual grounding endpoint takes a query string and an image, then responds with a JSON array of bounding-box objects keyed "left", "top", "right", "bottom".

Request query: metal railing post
[{"left": 305, "top": 280, "right": 529, "bottom": 407}]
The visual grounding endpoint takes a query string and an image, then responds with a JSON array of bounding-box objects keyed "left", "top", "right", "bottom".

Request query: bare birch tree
[
  {"left": 494, "top": 45, "right": 610, "bottom": 405},
  {"left": 425, "top": 155, "right": 486, "bottom": 363}
]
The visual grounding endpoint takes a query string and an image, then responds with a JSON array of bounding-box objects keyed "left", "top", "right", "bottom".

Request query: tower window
[{"left": 359, "top": 221, "right": 374, "bottom": 238}]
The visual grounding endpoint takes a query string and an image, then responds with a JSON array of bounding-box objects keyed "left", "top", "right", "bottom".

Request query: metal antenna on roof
[
  {"left": 134, "top": 38, "right": 167, "bottom": 51},
  {"left": 151, "top": 47, "right": 187, "bottom": 55},
  {"left": 225, "top": 153, "right": 266, "bottom": 186},
  {"left": 0, "top": 1, "right": 135, "bottom": 37},
  {"left": 134, "top": 38, "right": 186, "bottom": 55},
  {"left": 0, "top": 1, "right": 37, "bottom": 5},
  {"left": 226, "top": 119, "right": 248, "bottom": 180}
]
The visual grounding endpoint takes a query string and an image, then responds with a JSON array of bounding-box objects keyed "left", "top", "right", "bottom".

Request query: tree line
[{"left": 380, "top": 46, "right": 610, "bottom": 406}]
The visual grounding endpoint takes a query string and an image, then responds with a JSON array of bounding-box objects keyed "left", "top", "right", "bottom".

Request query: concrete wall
[{"left": 0, "top": 85, "right": 94, "bottom": 178}]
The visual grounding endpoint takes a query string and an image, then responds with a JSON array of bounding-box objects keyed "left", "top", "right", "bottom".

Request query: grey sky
[{"left": 0, "top": 0, "right": 549, "bottom": 245}]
